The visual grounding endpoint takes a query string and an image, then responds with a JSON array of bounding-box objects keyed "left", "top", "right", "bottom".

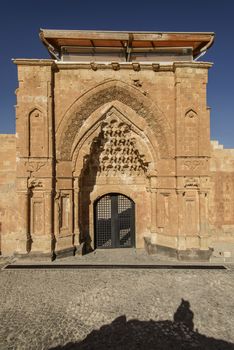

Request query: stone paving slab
[{"left": 0, "top": 254, "right": 234, "bottom": 349}]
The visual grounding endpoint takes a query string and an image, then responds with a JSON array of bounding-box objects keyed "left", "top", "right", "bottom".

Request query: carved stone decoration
[
  {"left": 185, "top": 109, "right": 197, "bottom": 119},
  {"left": 132, "top": 63, "right": 140, "bottom": 71},
  {"left": 83, "top": 116, "right": 149, "bottom": 177},
  {"left": 28, "top": 178, "right": 43, "bottom": 189},
  {"left": 133, "top": 79, "right": 142, "bottom": 87},
  {"left": 184, "top": 160, "right": 200, "bottom": 170},
  {"left": 152, "top": 63, "right": 159, "bottom": 72},
  {"left": 25, "top": 161, "right": 46, "bottom": 174},
  {"left": 60, "top": 84, "right": 171, "bottom": 160},
  {"left": 184, "top": 177, "right": 199, "bottom": 188},
  {"left": 111, "top": 62, "right": 120, "bottom": 71},
  {"left": 90, "top": 62, "right": 98, "bottom": 71}
]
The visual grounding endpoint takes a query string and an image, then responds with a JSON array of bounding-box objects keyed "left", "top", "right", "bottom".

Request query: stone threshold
[{"left": 3, "top": 264, "right": 227, "bottom": 270}]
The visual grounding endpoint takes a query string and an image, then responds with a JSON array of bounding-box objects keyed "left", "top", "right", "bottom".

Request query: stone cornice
[
  {"left": 13, "top": 59, "right": 55, "bottom": 66},
  {"left": 173, "top": 61, "right": 213, "bottom": 69},
  {"left": 56, "top": 61, "right": 213, "bottom": 71},
  {"left": 12, "top": 59, "right": 213, "bottom": 71}
]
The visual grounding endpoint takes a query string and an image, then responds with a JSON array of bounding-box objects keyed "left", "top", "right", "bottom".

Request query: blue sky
[{"left": 1, "top": 0, "right": 233, "bottom": 147}]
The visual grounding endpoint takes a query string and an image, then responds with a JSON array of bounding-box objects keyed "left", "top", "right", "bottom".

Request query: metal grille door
[{"left": 95, "top": 193, "right": 135, "bottom": 248}]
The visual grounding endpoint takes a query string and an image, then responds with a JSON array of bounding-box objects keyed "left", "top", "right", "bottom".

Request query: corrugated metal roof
[{"left": 39, "top": 29, "right": 215, "bottom": 58}]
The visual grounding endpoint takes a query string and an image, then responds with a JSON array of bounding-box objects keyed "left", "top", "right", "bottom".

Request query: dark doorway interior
[{"left": 94, "top": 193, "right": 135, "bottom": 249}]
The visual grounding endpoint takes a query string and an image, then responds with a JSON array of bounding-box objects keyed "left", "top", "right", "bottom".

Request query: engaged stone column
[
  {"left": 199, "top": 190, "right": 209, "bottom": 249},
  {"left": 18, "top": 191, "right": 31, "bottom": 253},
  {"left": 199, "top": 191, "right": 208, "bottom": 234},
  {"left": 45, "top": 191, "right": 53, "bottom": 243},
  {"left": 151, "top": 189, "right": 157, "bottom": 234},
  {"left": 176, "top": 190, "right": 186, "bottom": 250},
  {"left": 149, "top": 174, "right": 157, "bottom": 243},
  {"left": 74, "top": 178, "right": 79, "bottom": 243},
  {"left": 54, "top": 192, "right": 60, "bottom": 237}
]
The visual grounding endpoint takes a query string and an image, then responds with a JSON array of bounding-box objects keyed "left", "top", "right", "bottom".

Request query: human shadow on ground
[{"left": 50, "top": 298, "right": 234, "bottom": 350}]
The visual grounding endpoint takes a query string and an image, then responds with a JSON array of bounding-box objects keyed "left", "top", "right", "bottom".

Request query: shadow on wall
[
  {"left": 78, "top": 132, "right": 104, "bottom": 252},
  {"left": 50, "top": 299, "right": 234, "bottom": 350}
]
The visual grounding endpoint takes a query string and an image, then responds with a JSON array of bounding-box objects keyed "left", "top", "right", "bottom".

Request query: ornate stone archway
[
  {"left": 71, "top": 104, "right": 157, "bottom": 249},
  {"left": 56, "top": 80, "right": 173, "bottom": 161}
]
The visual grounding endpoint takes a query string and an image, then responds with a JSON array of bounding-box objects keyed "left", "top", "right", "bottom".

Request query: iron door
[{"left": 94, "top": 193, "right": 135, "bottom": 248}]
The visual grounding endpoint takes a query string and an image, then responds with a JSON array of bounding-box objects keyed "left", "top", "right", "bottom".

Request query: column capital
[
  {"left": 198, "top": 190, "right": 208, "bottom": 197},
  {"left": 176, "top": 189, "right": 185, "bottom": 196}
]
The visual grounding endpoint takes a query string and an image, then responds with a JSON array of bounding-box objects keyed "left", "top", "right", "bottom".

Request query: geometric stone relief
[
  {"left": 185, "top": 109, "right": 197, "bottom": 119},
  {"left": 184, "top": 160, "right": 201, "bottom": 171},
  {"left": 181, "top": 158, "right": 210, "bottom": 175}
]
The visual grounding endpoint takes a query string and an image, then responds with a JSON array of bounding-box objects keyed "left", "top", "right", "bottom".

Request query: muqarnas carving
[{"left": 83, "top": 117, "right": 149, "bottom": 177}]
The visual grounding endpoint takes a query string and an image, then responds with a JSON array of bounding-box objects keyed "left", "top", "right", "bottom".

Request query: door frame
[{"left": 94, "top": 193, "right": 135, "bottom": 249}]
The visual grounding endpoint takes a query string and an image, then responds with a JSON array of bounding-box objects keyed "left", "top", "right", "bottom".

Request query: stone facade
[
  {"left": 0, "top": 135, "right": 16, "bottom": 254},
  {"left": 209, "top": 141, "right": 234, "bottom": 258},
  {"left": 0, "top": 30, "right": 234, "bottom": 259}
]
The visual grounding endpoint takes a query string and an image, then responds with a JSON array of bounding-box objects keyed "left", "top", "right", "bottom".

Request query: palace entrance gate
[{"left": 94, "top": 193, "right": 135, "bottom": 249}]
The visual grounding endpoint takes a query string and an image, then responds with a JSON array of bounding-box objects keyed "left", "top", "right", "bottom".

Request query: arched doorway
[{"left": 94, "top": 193, "right": 135, "bottom": 249}]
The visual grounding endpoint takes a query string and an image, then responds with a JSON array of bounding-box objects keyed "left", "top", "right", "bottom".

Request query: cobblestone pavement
[{"left": 0, "top": 253, "right": 234, "bottom": 349}]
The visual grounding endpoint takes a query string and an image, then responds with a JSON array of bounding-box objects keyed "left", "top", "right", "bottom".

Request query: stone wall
[
  {"left": 210, "top": 140, "right": 234, "bottom": 244},
  {"left": 0, "top": 135, "right": 16, "bottom": 254}
]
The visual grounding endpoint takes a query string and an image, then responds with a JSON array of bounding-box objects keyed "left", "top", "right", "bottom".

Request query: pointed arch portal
[{"left": 57, "top": 80, "right": 173, "bottom": 161}]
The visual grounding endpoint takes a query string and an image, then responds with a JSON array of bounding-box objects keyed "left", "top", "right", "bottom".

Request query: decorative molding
[
  {"left": 13, "top": 59, "right": 212, "bottom": 70},
  {"left": 132, "top": 63, "right": 140, "bottom": 71},
  {"left": 152, "top": 63, "right": 160, "bottom": 72},
  {"left": 28, "top": 178, "right": 43, "bottom": 189},
  {"left": 59, "top": 82, "right": 171, "bottom": 160},
  {"left": 25, "top": 161, "right": 46, "bottom": 174},
  {"left": 111, "top": 62, "right": 120, "bottom": 71},
  {"left": 184, "top": 160, "right": 200, "bottom": 170},
  {"left": 90, "top": 62, "right": 98, "bottom": 71},
  {"left": 184, "top": 177, "right": 199, "bottom": 188},
  {"left": 133, "top": 79, "right": 142, "bottom": 87},
  {"left": 185, "top": 109, "right": 197, "bottom": 119}
]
